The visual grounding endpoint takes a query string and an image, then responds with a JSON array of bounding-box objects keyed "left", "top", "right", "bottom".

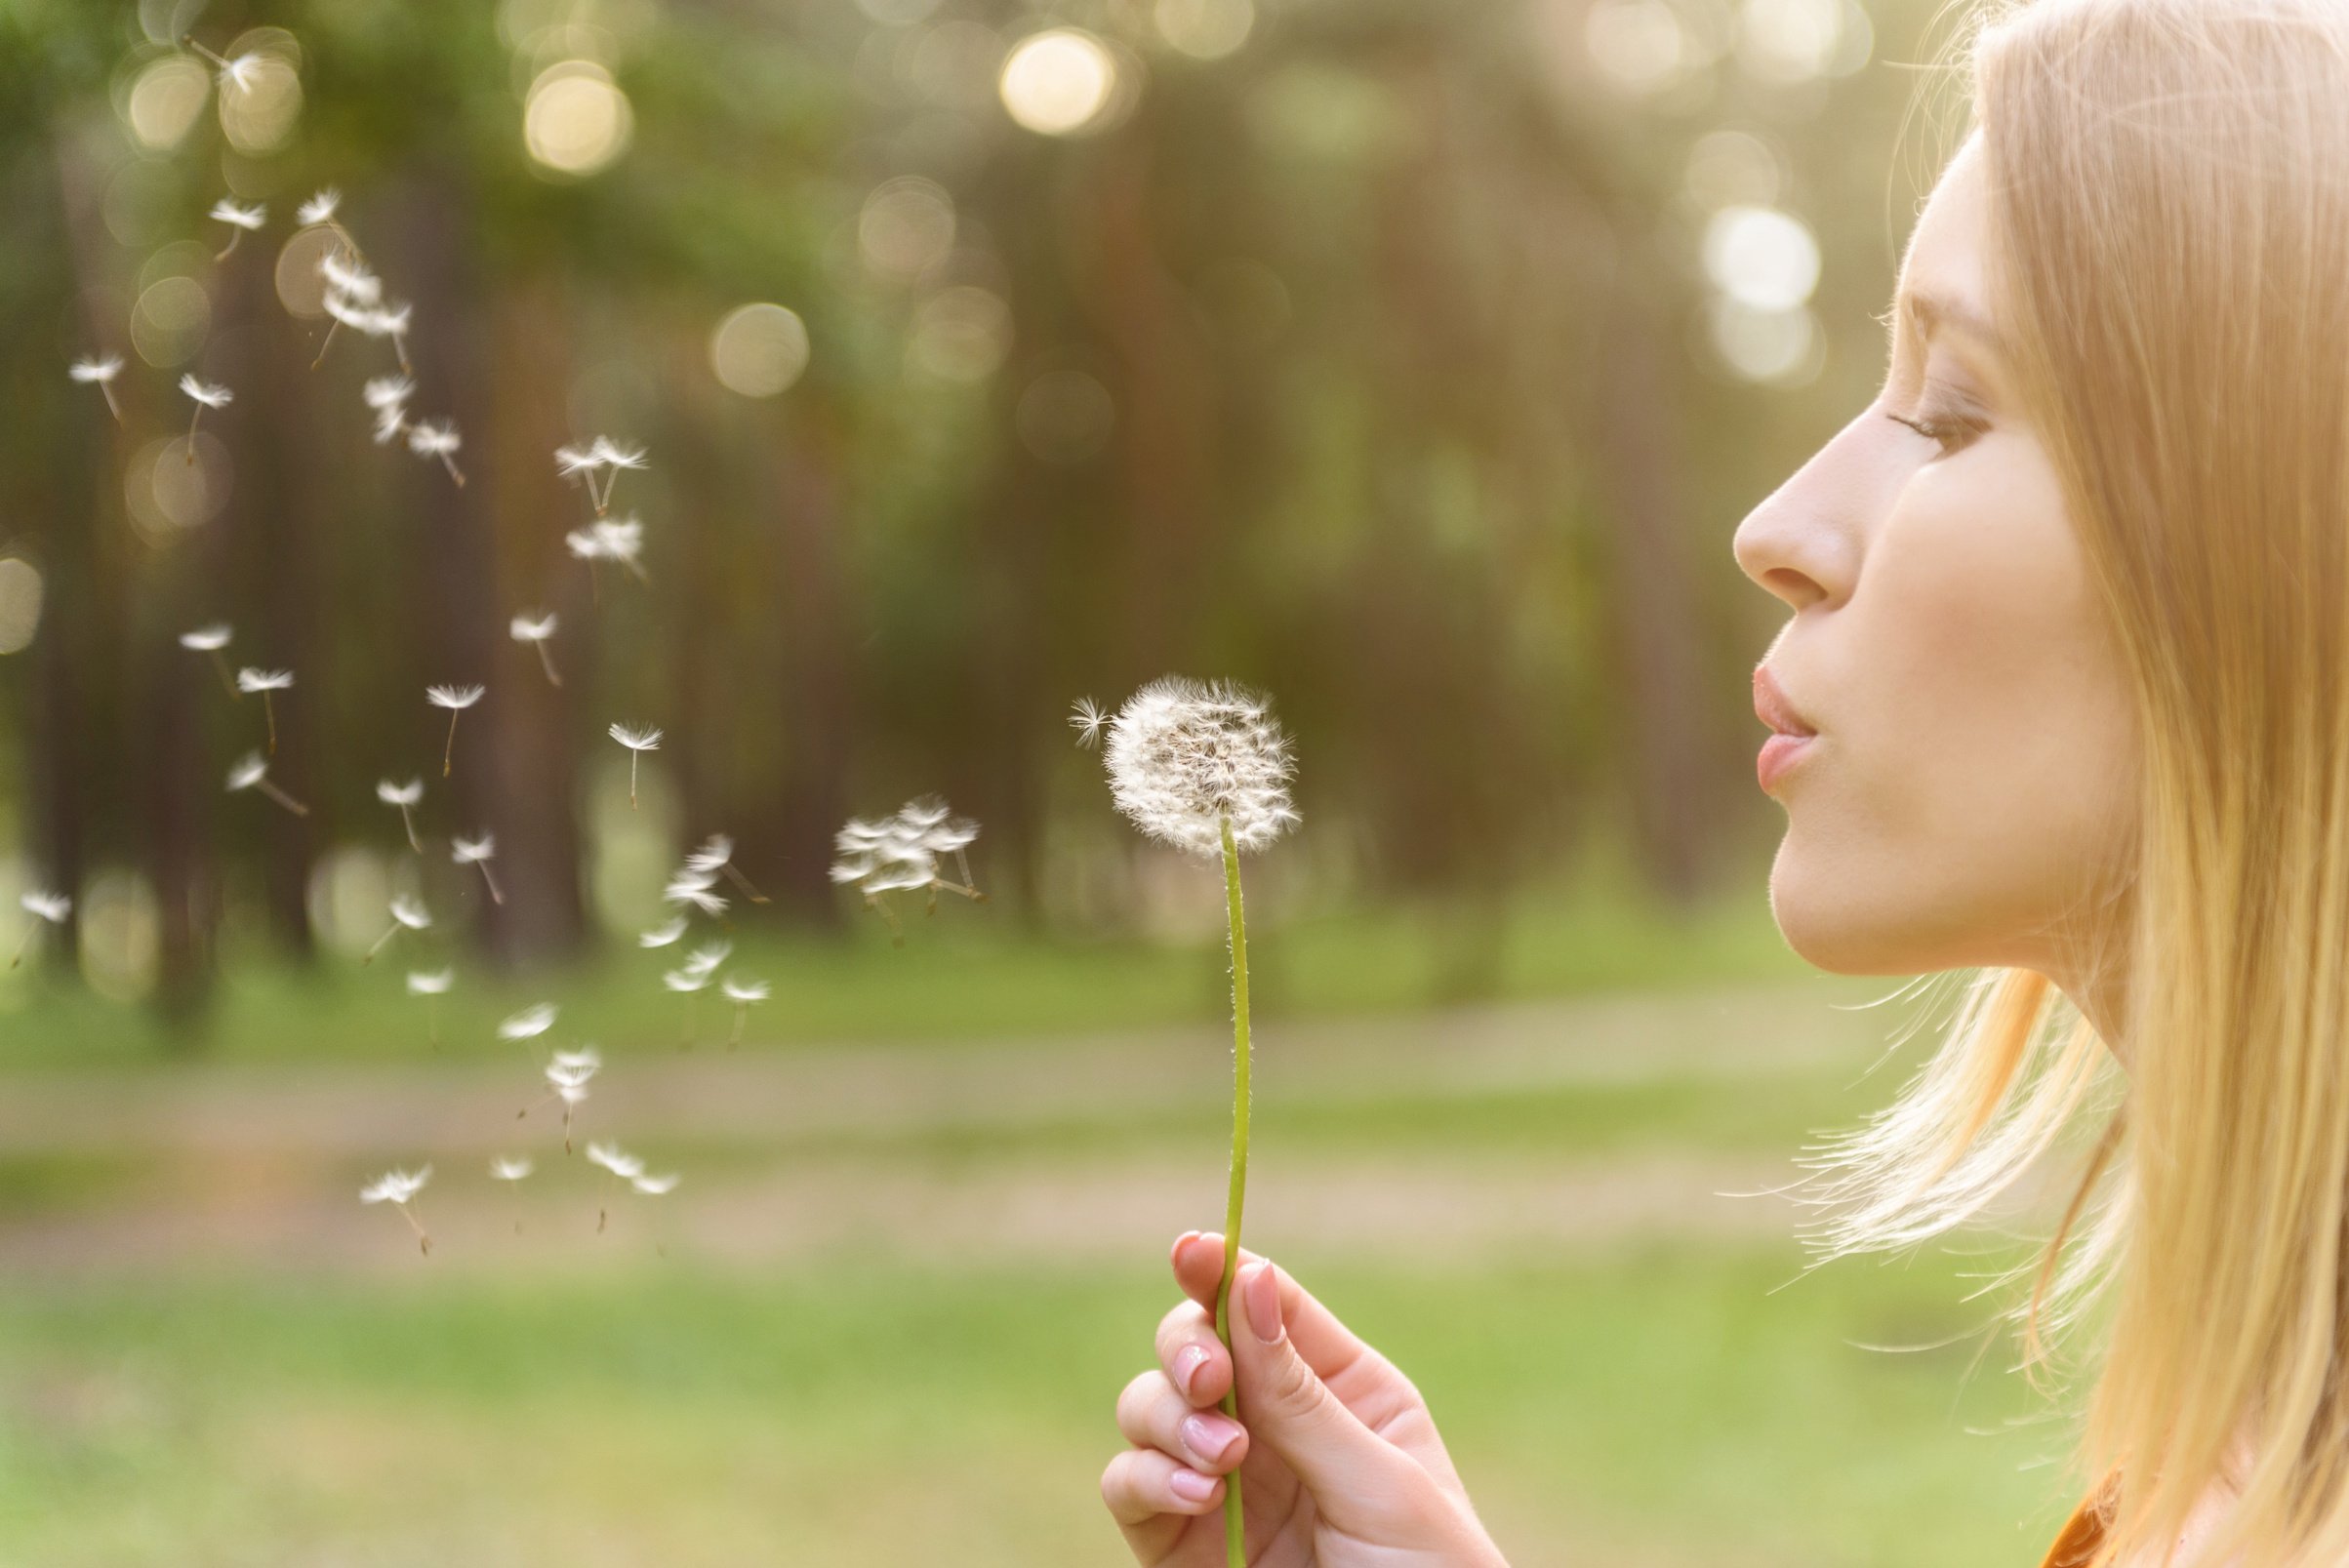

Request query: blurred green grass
[{"left": 0, "top": 1247, "right": 2088, "bottom": 1567}]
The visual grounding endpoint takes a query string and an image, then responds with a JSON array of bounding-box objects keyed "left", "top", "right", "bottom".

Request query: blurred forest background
[
  {"left": 0, "top": 0, "right": 1935, "bottom": 1034},
  {"left": 0, "top": 5, "right": 2113, "bottom": 1568}
]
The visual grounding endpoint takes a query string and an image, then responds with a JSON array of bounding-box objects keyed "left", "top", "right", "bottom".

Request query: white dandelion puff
[
  {"left": 685, "top": 832, "right": 768, "bottom": 905},
  {"left": 608, "top": 723, "right": 662, "bottom": 810},
  {"left": 499, "top": 1002, "right": 559, "bottom": 1043},
  {"left": 638, "top": 916, "right": 687, "bottom": 947},
  {"left": 509, "top": 612, "right": 561, "bottom": 687},
  {"left": 1100, "top": 675, "right": 1299, "bottom": 858},
  {"left": 297, "top": 187, "right": 341, "bottom": 227},
  {"left": 661, "top": 870, "right": 727, "bottom": 917},
  {"left": 523, "top": 1046, "right": 600, "bottom": 1151},
  {"left": 69, "top": 354, "right": 123, "bottom": 422},
  {"left": 586, "top": 1139, "right": 648, "bottom": 1230},
  {"left": 664, "top": 965, "right": 712, "bottom": 1049},
  {"left": 722, "top": 976, "right": 769, "bottom": 1049},
  {"left": 1070, "top": 695, "right": 1109, "bottom": 748},
  {"left": 491, "top": 1154, "right": 534, "bottom": 1181},
  {"left": 406, "top": 965, "right": 453, "bottom": 1046},
  {"left": 426, "top": 684, "right": 485, "bottom": 778},
  {"left": 235, "top": 666, "right": 293, "bottom": 754},
  {"left": 361, "top": 894, "right": 431, "bottom": 965},
  {"left": 629, "top": 1171, "right": 680, "bottom": 1196},
  {"left": 682, "top": 941, "right": 730, "bottom": 980},
  {"left": 363, "top": 375, "right": 413, "bottom": 445},
  {"left": 224, "top": 750, "right": 307, "bottom": 816},
  {"left": 209, "top": 197, "right": 265, "bottom": 260},
  {"left": 11, "top": 890, "right": 70, "bottom": 969},
  {"left": 359, "top": 1164, "right": 434, "bottom": 1257},
  {"left": 407, "top": 418, "right": 465, "bottom": 487},
  {"left": 828, "top": 797, "right": 986, "bottom": 942},
  {"left": 555, "top": 436, "right": 647, "bottom": 515},
  {"left": 320, "top": 251, "right": 384, "bottom": 306},
  {"left": 452, "top": 833, "right": 502, "bottom": 905},
  {"left": 180, "top": 623, "right": 238, "bottom": 698},
  {"left": 376, "top": 778, "right": 425, "bottom": 852},
  {"left": 179, "top": 375, "right": 231, "bottom": 462}
]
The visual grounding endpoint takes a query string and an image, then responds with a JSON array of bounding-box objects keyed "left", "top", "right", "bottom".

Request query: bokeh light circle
[
  {"left": 0, "top": 559, "right": 45, "bottom": 656},
  {"left": 998, "top": 29, "right": 1117, "bottom": 136},
  {"left": 524, "top": 60, "right": 634, "bottom": 177},
  {"left": 709, "top": 303, "right": 812, "bottom": 398}
]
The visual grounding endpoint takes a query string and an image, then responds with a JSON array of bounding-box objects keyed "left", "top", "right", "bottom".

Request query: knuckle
[{"left": 1264, "top": 1347, "right": 1320, "bottom": 1411}]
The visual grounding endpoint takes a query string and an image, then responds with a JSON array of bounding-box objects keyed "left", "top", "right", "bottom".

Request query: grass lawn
[{"left": 0, "top": 1243, "right": 2094, "bottom": 1567}]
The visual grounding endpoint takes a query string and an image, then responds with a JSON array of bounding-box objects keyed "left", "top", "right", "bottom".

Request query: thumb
[{"left": 1226, "top": 1258, "right": 1425, "bottom": 1520}]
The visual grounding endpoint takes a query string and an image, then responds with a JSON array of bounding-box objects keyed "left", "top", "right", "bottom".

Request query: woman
[{"left": 1099, "top": 0, "right": 2349, "bottom": 1562}]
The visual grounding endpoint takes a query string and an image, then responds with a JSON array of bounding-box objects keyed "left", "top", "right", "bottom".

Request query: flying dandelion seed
[
  {"left": 452, "top": 833, "right": 503, "bottom": 905},
  {"left": 565, "top": 515, "right": 649, "bottom": 598},
  {"left": 661, "top": 869, "right": 727, "bottom": 917},
  {"left": 376, "top": 778, "right": 425, "bottom": 852},
  {"left": 1069, "top": 695, "right": 1108, "bottom": 748},
  {"left": 225, "top": 750, "right": 307, "bottom": 816},
  {"left": 359, "top": 1164, "right": 433, "bottom": 1256},
  {"left": 12, "top": 890, "right": 70, "bottom": 970},
  {"left": 663, "top": 964, "right": 712, "bottom": 1049},
  {"left": 298, "top": 187, "right": 340, "bottom": 226},
  {"left": 316, "top": 252, "right": 385, "bottom": 370},
  {"left": 586, "top": 1139, "right": 647, "bottom": 1231},
  {"left": 362, "top": 894, "right": 432, "bottom": 965},
  {"left": 363, "top": 375, "right": 413, "bottom": 445},
  {"left": 508, "top": 612, "right": 560, "bottom": 687},
  {"left": 234, "top": 666, "right": 294, "bottom": 754},
  {"left": 208, "top": 197, "right": 265, "bottom": 261},
  {"left": 491, "top": 1154, "right": 533, "bottom": 1180},
  {"left": 526, "top": 1046, "right": 599, "bottom": 1152},
  {"left": 608, "top": 723, "right": 661, "bottom": 809},
  {"left": 69, "top": 354, "right": 123, "bottom": 423},
  {"left": 406, "top": 966, "right": 453, "bottom": 1047},
  {"left": 182, "top": 35, "right": 263, "bottom": 95},
  {"left": 426, "top": 684, "right": 484, "bottom": 778},
  {"left": 828, "top": 798, "right": 986, "bottom": 942},
  {"left": 179, "top": 375, "right": 231, "bottom": 462},
  {"left": 638, "top": 915, "right": 687, "bottom": 947},
  {"left": 179, "top": 623, "right": 239, "bottom": 699},
  {"left": 630, "top": 1171, "right": 679, "bottom": 1195},
  {"left": 681, "top": 941, "right": 730, "bottom": 980},
  {"left": 337, "top": 298, "right": 417, "bottom": 374},
  {"left": 555, "top": 436, "right": 648, "bottom": 516},
  {"left": 721, "top": 977, "right": 768, "bottom": 1049},
  {"left": 685, "top": 832, "right": 768, "bottom": 904},
  {"left": 407, "top": 418, "right": 465, "bottom": 486},
  {"left": 498, "top": 1001, "right": 558, "bottom": 1045},
  {"left": 1095, "top": 675, "right": 1298, "bottom": 1555}
]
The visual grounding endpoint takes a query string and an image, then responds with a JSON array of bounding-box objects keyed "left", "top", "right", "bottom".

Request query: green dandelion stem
[{"left": 1213, "top": 811, "right": 1252, "bottom": 1568}]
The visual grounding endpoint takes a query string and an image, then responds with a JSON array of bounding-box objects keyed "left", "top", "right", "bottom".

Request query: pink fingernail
[
  {"left": 1169, "top": 1467, "right": 1217, "bottom": 1503},
  {"left": 1175, "top": 1344, "right": 1210, "bottom": 1397},
  {"left": 1245, "top": 1262, "right": 1281, "bottom": 1344}
]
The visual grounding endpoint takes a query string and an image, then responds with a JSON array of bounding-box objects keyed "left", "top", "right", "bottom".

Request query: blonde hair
[{"left": 1793, "top": 1, "right": 2349, "bottom": 1563}]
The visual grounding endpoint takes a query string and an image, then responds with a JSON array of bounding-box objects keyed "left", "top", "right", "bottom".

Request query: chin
[{"left": 1766, "top": 844, "right": 1938, "bottom": 975}]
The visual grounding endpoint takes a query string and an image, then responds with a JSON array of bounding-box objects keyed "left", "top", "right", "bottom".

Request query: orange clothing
[{"left": 2040, "top": 1470, "right": 2120, "bottom": 1568}]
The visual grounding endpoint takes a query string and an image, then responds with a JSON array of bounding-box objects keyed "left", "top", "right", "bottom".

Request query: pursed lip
[{"left": 1753, "top": 664, "right": 1819, "bottom": 738}]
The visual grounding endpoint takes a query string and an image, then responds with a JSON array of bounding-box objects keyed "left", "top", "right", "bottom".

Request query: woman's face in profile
[{"left": 1730, "top": 132, "right": 2139, "bottom": 1008}]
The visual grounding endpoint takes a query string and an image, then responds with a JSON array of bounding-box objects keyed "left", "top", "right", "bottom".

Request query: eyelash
[{"left": 1885, "top": 408, "right": 1983, "bottom": 455}]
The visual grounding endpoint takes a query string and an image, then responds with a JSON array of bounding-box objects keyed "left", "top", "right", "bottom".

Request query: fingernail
[
  {"left": 1182, "top": 1413, "right": 1242, "bottom": 1467},
  {"left": 1169, "top": 1467, "right": 1217, "bottom": 1503},
  {"left": 1174, "top": 1344, "right": 1210, "bottom": 1397},
  {"left": 1244, "top": 1261, "right": 1281, "bottom": 1344}
]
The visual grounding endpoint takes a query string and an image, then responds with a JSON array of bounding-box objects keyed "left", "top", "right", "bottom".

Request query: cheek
[{"left": 1788, "top": 447, "right": 2133, "bottom": 956}]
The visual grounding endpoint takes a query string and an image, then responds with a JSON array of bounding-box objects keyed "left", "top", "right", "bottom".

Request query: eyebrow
[{"left": 1896, "top": 285, "right": 2008, "bottom": 358}]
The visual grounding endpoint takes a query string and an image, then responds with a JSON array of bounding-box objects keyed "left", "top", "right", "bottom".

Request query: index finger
[{"left": 1171, "top": 1230, "right": 1375, "bottom": 1385}]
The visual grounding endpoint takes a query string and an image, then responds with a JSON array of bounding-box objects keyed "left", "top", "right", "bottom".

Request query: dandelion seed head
[
  {"left": 407, "top": 419, "right": 460, "bottom": 459},
  {"left": 426, "top": 684, "right": 485, "bottom": 710},
  {"left": 509, "top": 613, "right": 556, "bottom": 643},
  {"left": 452, "top": 833, "right": 496, "bottom": 864},
  {"left": 608, "top": 723, "right": 662, "bottom": 752},
  {"left": 20, "top": 891, "right": 71, "bottom": 924},
  {"left": 69, "top": 355, "right": 123, "bottom": 384},
  {"left": 586, "top": 1141, "right": 644, "bottom": 1180},
  {"left": 498, "top": 1002, "right": 557, "bottom": 1040},
  {"left": 179, "top": 623, "right": 231, "bottom": 652},
  {"left": 490, "top": 1154, "right": 534, "bottom": 1181},
  {"left": 638, "top": 916, "right": 688, "bottom": 947},
  {"left": 722, "top": 978, "right": 769, "bottom": 1004},
  {"left": 235, "top": 666, "right": 293, "bottom": 694},
  {"left": 629, "top": 1172, "right": 679, "bottom": 1195},
  {"left": 180, "top": 375, "right": 232, "bottom": 409},
  {"left": 406, "top": 968, "right": 454, "bottom": 996},
  {"left": 1070, "top": 696, "right": 1109, "bottom": 748},
  {"left": 224, "top": 752, "right": 270, "bottom": 791},
  {"left": 298, "top": 187, "right": 341, "bottom": 226},
  {"left": 388, "top": 895, "right": 432, "bottom": 931},
  {"left": 376, "top": 778, "right": 424, "bottom": 807},
  {"left": 209, "top": 198, "right": 265, "bottom": 230},
  {"left": 1101, "top": 674, "right": 1298, "bottom": 857},
  {"left": 360, "top": 1165, "right": 431, "bottom": 1204}
]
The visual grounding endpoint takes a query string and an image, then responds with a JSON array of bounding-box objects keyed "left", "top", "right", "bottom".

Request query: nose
[{"left": 1731, "top": 404, "right": 1881, "bottom": 614}]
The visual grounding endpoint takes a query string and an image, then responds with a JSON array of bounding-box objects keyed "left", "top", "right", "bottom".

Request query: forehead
[{"left": 1897, "top": 136, "right": 1991, "bottom": 313}]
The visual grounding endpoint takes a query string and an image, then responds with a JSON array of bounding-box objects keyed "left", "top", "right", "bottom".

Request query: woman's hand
[{"left": 1101, "top": 1229, "right": 1508, "bottom": 1568}]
